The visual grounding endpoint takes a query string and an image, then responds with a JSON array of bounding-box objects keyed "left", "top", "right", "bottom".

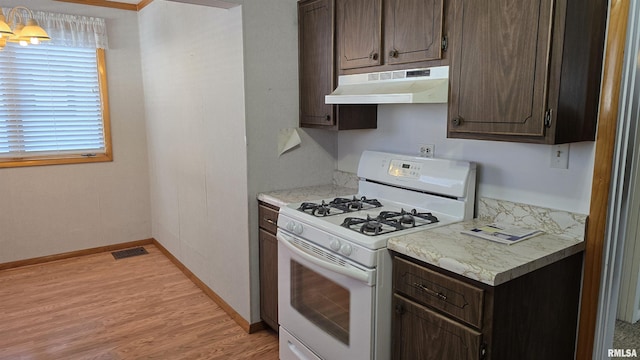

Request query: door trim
[{"left": 576, "top": 0, "right": 630, "bottom": 358}]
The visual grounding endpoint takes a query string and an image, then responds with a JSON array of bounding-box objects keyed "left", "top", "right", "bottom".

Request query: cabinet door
[
  {"left": 384, "top": 0, "right": 444, "bottom": 65},
  {"left": 393, "top": 294, "right": 482, "bottom": 360},
  {"left": 259, "top": 229, "right": 278, "bottom": 331},
  {"left": 448, "top": 0, "right": 553, "bottom": 138},
  {"left": 337, "top": 0, "right": 382, "bottom": 70},
  {"left": 299, "top": 0, "right": 335, "bottom": 127}
]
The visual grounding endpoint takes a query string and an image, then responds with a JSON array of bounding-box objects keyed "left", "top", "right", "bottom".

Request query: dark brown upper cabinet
[
  {"left": 298, "top": 0, "right": 377, "bottom": 130},
  {"left": 384, "top": 0, "right": 444, "bottom": 65},
  {"left": 447, "top": 0, "right": 607, "bottom": 144},
  {"left": 337, "top": 0, "right": 383, "bottom": 70},
  {"left": 337, "top": 0, "right": 445, "bottom": 73}
]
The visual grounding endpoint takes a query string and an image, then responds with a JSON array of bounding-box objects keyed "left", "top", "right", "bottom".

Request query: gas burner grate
[
  {"left": 341, "top": 209, "right": 439, "bottom": 236},
  {"left": 329, "top": 196, "right": 383, "bottom": 212},
  {"left": 297, "top": 196, "right": 382, "bottom": 217}
]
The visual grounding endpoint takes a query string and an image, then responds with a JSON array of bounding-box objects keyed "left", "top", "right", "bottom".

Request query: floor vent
[{"left": 112, "top": 247, "right": 148, "bottom": 260}]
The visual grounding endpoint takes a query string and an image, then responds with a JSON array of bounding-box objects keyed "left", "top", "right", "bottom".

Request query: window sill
[{"left": 0, "top": 153, "right": 113, "bottom": 168}]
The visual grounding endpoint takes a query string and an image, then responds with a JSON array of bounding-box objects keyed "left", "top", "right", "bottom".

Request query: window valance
[{"left": 2, "top": 7, "right": 108, "bottom": 49}]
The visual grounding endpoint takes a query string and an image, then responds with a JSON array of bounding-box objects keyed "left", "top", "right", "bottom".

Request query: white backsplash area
[{"left": 337, "top": 104, "right": 594, "bottom": 214}]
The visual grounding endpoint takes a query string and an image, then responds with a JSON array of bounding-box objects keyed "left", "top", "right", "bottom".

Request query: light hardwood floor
[{"left": 0, "top": 245, "right": 279, "bottom": 359}]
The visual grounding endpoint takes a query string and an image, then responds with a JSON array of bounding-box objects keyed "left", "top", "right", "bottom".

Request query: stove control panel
[{"left": 388, "top": 159, "right": 422, "bottom": 179}]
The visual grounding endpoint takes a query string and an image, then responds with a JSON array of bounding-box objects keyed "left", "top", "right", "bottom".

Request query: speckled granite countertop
[
  {"left": 388, "top": 198, "right": 587, "bottom": 286},
  {"left": 258, "top": 184, "right": 357, "bottom": 208}
]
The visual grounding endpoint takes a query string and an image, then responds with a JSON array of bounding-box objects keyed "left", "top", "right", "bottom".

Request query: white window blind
[{"left": 0, "top": 44, "right": 104, "bottom": 158}]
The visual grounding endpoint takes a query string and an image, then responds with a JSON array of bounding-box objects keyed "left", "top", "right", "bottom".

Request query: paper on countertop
[{"left": 278, "top": 128, "right": 302, "bottom": 156}]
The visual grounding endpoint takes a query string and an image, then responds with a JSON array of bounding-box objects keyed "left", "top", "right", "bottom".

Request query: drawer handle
[
  {"left": 263, "top": 218, "right": 277, "bottom": 226},
  {"left": 414, "top": 282, "right": 447, "bottom": 301}
]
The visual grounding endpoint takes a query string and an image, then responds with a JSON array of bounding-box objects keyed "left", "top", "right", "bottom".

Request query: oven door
[{"left": 277, "top": 230, "right": 376, "bottom": 360}]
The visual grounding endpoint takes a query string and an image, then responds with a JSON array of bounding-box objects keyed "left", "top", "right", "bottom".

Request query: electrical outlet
[{"left": 419, "top": 144, "right": 435, "bottom": 158}]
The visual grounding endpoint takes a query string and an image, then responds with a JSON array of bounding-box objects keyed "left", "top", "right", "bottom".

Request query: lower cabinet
[
  {"left": 391, "top": 251, "right": 583, "bottom": 359},
  {"left": 259, "top": 201, "right": 279, "bottom": 331},
  {"left": 393, "top": 294, "right": 482, "bottom": 360}
]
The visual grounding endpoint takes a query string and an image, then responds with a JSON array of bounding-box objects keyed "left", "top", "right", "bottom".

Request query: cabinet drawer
[
  {"left": 258, "top": 203, "right": 279, "bottom": 233},
  {"left": 393, "top": 257, "right": 484, "bottom": 328},
  {"left": 393, "top": 294, "right": 482, "bottom": 360}
]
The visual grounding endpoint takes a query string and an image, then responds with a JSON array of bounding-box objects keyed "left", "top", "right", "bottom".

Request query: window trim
[{"left": 0, "top": 48, "right": 112, "bottom": 168}]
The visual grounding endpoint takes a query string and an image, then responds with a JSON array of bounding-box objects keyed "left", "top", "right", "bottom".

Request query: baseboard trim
[
  {"left": 0, "top": 239, "right": 154, "bottom": 271},
  {"left": 151, "top": 238, "right": 265, "bottom": 334}
]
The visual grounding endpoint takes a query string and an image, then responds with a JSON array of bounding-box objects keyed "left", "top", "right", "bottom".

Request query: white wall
[
  {"left": 229, "top": 0, "right": 338, "bottom": 322},
  {"left": 338, "top": 104, "right": 594, "bottom": 214},
  {"left": 0, "top": 0, "right": 151, "bottom": 263},
  {"left": 138, "top": 2, "right": 252, "bottom": 320}
]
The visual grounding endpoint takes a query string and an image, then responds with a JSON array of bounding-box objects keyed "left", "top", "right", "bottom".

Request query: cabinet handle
[
  {"left": 325, "top": 114, "right": 331, "bottom": 121},
  {"left": 414, "top": 282, "right": 448, "bottom": 301},
  {"left": 263, "top": 218, "right": 277, "bottom": 226},
  {"left": 389, "top": 49, "right": 399, "bottom": 58},
  {"left": 369, "top": 52, "right": 379, "bottom": 61},
  {"left": 395, "top": 303, "right": 405, "bottom": 315},
  {"left": 452, "top": 117, "right": 463, "bottom": 127}
]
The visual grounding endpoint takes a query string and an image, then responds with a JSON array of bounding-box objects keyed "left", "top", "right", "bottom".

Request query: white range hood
[{"left": 325, "top": 66, "right": 449, "bottom": 104}]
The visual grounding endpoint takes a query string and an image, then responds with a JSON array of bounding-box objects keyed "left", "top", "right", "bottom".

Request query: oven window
[{"left": 290, "top": 260, "right": 350, "bottom": 345}]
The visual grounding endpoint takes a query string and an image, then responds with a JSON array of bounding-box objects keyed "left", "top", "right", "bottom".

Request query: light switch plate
[{"left": 550, "top": 144, "right": 570, "bottom": 169}]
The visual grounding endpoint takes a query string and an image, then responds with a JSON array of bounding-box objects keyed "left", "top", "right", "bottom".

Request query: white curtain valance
[{"left": 2, "top": 7, "right": 108, "bottom": 49}]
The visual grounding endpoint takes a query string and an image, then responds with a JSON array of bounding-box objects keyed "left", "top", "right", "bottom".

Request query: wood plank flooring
[{"left": 0, "top": 245, "right": 278, "bottom": 359}]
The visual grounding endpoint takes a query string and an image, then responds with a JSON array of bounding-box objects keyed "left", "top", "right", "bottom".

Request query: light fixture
[{"left": 0, "top": 6, "right": 50, "bottom": 50}]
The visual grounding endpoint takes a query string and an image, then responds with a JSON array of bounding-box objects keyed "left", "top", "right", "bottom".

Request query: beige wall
[
  {"left": 138, "top": 2, "right": 253, "bottom": 320},
  {"left": 338, "top": 104, "right": 595, "bottom": 214},
  {"left": 140, "top": 0, "right": 341, "bottom": 323},
  {"left": 0, "top": 0, "right": 151, "bottom": 263}
]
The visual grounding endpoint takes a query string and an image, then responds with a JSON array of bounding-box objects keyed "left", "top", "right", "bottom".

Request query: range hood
[{"left": 325, "top": 66, "right": 449, "bottom": 105}]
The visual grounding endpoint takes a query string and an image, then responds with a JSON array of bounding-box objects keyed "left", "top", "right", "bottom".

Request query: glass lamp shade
[
  {"left": 21, "top": 18, "right": 50, "bottom": 43},
  {"left": 6, "top": 22, "right": 26, "bottom": 43},
  {"left": 0, "top": 14, "right": 14, "bottom": 38}
]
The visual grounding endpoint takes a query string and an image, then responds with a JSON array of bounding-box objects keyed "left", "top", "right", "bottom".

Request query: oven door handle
[{"left": 277, "top": 232, "right": 374, "bottom": 285}]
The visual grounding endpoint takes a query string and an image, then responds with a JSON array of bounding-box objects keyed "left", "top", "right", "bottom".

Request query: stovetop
[
  {"left": 278, "top": 194, "right": 461, "bottom": 252},
  {"left": 276, "top": 151, "right": 476, "bottom": 266},
  {"left": 297, "top": 196, "right": 440, "bottom": 236}
]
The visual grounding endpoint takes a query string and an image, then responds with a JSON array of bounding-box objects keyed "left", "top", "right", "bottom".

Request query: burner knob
[
  {"left": 330, "top": 239, "right": 341, "bottom": 251},
  {"left": 292, "top": 222, "right": 304, "bottom": 235},
  {"left": 340, "top": 243, "right": 352, "bottom": 256},
  {"left": 286, "top": 221, "right": 303, "bottom": 234}
]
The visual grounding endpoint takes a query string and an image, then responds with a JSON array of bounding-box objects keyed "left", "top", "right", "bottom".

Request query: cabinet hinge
[
  {"left": 544, "top": 109, "right": 553, "bottom": 128},
  {"left": 441, "top": 35, "right": 448, "bottom": 52}
]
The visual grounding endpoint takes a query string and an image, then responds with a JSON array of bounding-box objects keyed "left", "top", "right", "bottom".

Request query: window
[{"left": 0, "top": 10, "right": 110, "bottom": 168}]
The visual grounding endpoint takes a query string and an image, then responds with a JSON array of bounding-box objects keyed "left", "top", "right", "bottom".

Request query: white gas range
[{"left": 277, "top": 151, "right": 476, "bottom": 360}]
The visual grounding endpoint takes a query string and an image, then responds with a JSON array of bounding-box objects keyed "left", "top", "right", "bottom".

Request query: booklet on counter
[{"left": 461, "top": 223, "right": 544, "bottom": 245}]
